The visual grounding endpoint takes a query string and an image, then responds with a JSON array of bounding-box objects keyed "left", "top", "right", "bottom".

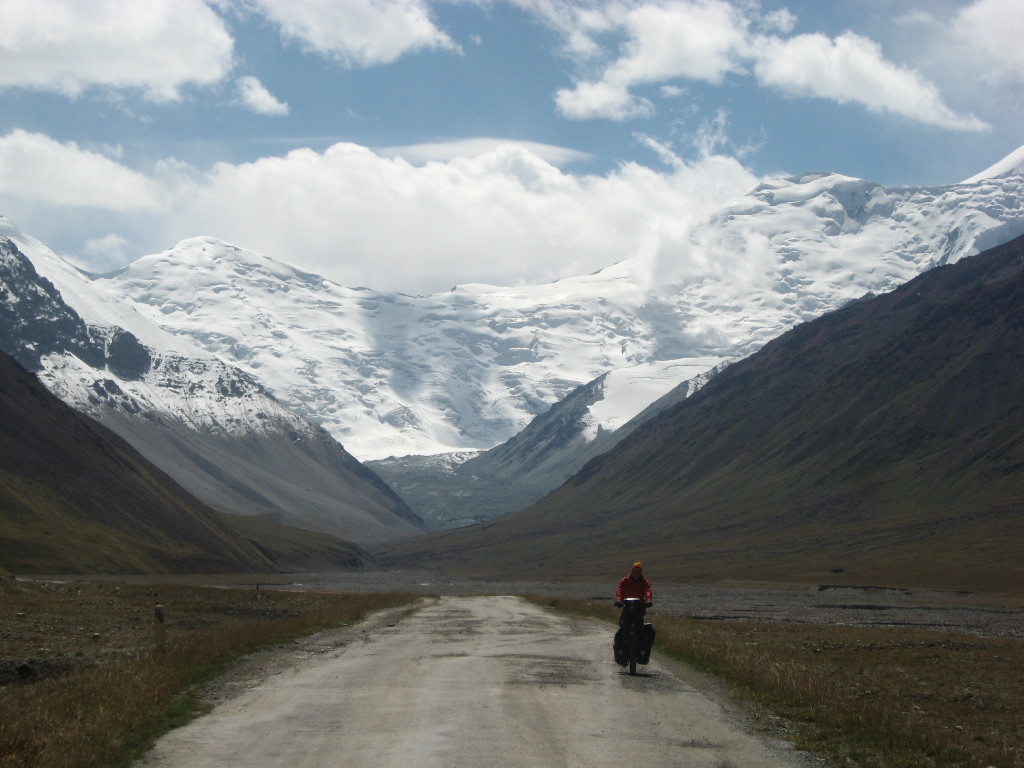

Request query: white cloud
[
  {"left": 556, "top": 79, "right": 654, "bottom": 121},
  {"left": 892, "top": 10, "right": 942, "bottom": 30},
  {"left": 752, "top": 31, "right": 989, "bottom": 132},
  {"left": 954, "top": 0, "right": 1024, "bottom": 84},
  {"left": 633, "top": 133, "right": 685, "bottom": 170},
  {"left": 157, "top": 140, "right": 757, "bottom": 294},
  {"left": 377, "top": 138, "right": 590, "bottom": 165},
  {"left": 236, "top": 76, "right": 289, "bottom": 115},
  {"left": 880, "top": 0, "right": 1023, "bottom": 144},
  {"left": 610, "top": 1, "right": 748, "bottom": 85},
  {"left": 760, "top": 8, "right": 796, "bottom": 35},
  {"left": 690, "top": 108, "right": 738, "bottom": 159},
  {"left": 247, "top": 0, "right": 460, "bottom": 68},
  {"left": 555, "top": 0, "right": 748, "bottom": 120},
  {"left": 1, "top": 133, "right": 752, "bottom": 295},
  {"left": 534, "top": 0, "right": 987, "bottom": 132},
  {"left": 81, "top": 233, "right": 135, "bottom": 272},
  {"left": 0, "top": 0, "right": 234, "bottom": 101},
  {"left": 505, "top": 1, "right": 615, "bottom": 61},
  {"left": 0, "top": 130, "right": 161, "bottom": 209}
]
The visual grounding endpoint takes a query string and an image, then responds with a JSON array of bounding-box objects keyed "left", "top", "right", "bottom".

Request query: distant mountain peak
[
  {"left": 130, "top": 235, "right": 326, "bottom": 286},
  {"left": 961, "top": 144, "right": 1024, "bottom": 184}
]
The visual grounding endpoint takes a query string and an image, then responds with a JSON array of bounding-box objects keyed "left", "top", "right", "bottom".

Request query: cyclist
[{"left": 615, "top": 561, "right": 653, "bottom": 610}]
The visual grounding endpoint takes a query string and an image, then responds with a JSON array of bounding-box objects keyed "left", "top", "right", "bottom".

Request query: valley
[
  {"left": 3, "top": 7, "right": 1023, "bottom": 768},
  {"left": 1, "top": 148, "right": 1023, "bottom": 589}
]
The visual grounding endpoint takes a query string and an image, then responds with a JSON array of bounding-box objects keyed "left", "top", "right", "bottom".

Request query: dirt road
[{"left": 137, "top": 596, "right": 814, "bottom": 768}]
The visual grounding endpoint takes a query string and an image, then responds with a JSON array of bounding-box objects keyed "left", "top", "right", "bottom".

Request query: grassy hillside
[
  {"left": 220, "top": 512, "right": 375, "bottom": 571},
  {"left": 0, "top": 351, "right": 371, "bottom": 575},
  {"left": 377, "top": 234, "right": 1024, "bottom": 591}
]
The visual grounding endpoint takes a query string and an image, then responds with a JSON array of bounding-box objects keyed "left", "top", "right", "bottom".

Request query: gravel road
[{"left": 136, "top": 595, "right": 818, "bottom": 768}]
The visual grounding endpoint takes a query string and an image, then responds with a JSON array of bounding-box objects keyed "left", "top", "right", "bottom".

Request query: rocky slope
[
  {"left": 369, "top": 359, "right": 729, "bottom": 527},
  {"left": 0, "top": 347, "right": 272, "bottom": 573},
  {"left": 0, "top": 234, "right": 423, "bottom": 546}
]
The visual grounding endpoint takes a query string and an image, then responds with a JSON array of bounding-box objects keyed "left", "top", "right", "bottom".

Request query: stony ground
[
  {"left": 0, "top": 578, "right": 378, "bottom": 685},
  {"left": 264, "top": 570, "right": 1024, "bottom": 638}
]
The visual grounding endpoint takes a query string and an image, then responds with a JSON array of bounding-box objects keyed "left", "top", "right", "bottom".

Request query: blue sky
[{"left": 1, "top": 0, "right": 1021, "bottom": 294}]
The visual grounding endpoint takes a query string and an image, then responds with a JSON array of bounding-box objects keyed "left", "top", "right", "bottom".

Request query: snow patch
[{"left": 585, "top": 357, "right": 727, "bottom": 439}]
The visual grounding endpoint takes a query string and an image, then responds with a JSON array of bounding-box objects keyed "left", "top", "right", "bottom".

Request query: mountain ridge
[
  {"left": 0, "top": 234, "right": 424, "bottom": 546},
  {"left": 375, "top": 232, "right": 1024, "bottom": 590},
  {"left": 0, "top": 346, "right": 270, "bottom": 574},
  {"left": 14, "top": 153, "right": 1022, "bottom": 465},
  {"left": 2, "top": 147, "right": 1023, "bottom": 547},
  {"left": 0, "top": 345, "right": 379, "bottom": 574}
]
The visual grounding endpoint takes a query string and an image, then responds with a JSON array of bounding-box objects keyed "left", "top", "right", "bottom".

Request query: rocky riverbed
[{"left": 260, "top": 570, "right": 1024, "bottom": 639}]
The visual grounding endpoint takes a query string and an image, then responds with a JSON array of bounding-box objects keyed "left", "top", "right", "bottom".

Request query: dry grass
[
  {"left": 541, "top": 597, "right": 1024, "bottom": 768},
  {"left": 0, "top": 578, "right": 415, "bottom": 768}
]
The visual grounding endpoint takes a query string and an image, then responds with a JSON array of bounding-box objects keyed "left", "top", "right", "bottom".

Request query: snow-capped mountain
[
  {"left": 961, "top": 143, "right": 1024, "bottom": 183},
  {"left": 379, "top": 231, "right": 1024, "bottom": 584},
  {"left": 75, "top": 150, "right": 1024, "bottom": 466},
  {"left": 368, "top": 153, "right": 1024, "bottom": 524},
  {"left": 4, "top": 147, "right": 1023, "bottom": 532},
  {"left": 0, "top": 227, "right": 423, "bottom": 545},
  {"left": 367, "top": 358, "right": 730, "bottom": 528}
]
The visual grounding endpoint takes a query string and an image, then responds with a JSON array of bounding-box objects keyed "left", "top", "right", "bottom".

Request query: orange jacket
[{"left": 616, "top": 574, "right": 653, "bottom": 602}]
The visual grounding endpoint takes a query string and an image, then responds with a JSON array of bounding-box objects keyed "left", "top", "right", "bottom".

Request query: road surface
[{"left": 137, "top": 596, "right": 814, "bottom": 768}]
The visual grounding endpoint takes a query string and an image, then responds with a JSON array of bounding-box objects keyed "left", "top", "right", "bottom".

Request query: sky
[{"left": 0, "top": 0, "right": 1022, "bottom": 295}]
